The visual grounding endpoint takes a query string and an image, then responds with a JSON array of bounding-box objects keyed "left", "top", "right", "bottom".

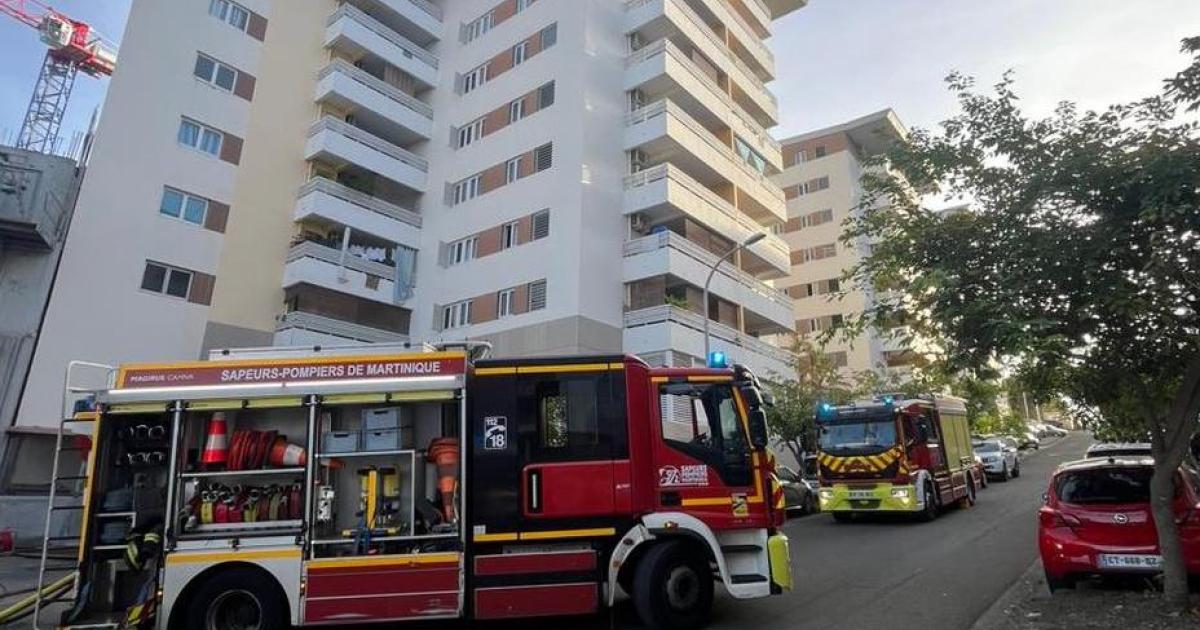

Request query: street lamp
[{"left": 703, "top": 232, "right": 767, "bottom": 361}]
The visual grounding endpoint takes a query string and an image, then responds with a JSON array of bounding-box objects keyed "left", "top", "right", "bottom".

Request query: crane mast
[{"left": 0, "top": 0, "right": 117, "bottom": 154}]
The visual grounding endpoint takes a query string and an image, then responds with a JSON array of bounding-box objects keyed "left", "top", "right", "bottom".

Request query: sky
[{"left": 0, "top": 1, "right": 1196, "bottom": 151}]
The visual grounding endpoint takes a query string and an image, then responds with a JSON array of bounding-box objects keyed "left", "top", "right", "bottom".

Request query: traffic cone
[
  {"left": 427, "top": 438, "right": 460, "bottom": 523},
  {"left": 201, "top": 413, "right": 229, "bottom": 469},
  {"left": 268, "top": 437, "right": 307, "bottom": 468}
]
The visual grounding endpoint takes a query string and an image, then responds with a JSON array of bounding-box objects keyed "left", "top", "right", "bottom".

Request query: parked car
[
  {"left": 974, "top": 438, "right": 1020, "bottom": 481},
  {"left": 1038, "top": 457, "right": 1200, "bottom": 591},
  {"left": 1018, "top": 430, "right": 1041, "bottom": 450},
  {"left": 1044, "top": 424, "right": 1068, "bottom": 437},
  {"left": 777, "top": 464, "right": 818, "bottom": 514},
  {"left": 1084, "top": 442, "right": 1152, "bottom": 459}
]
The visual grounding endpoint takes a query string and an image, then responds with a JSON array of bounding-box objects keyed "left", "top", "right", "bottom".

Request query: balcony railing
[
  {"left": 287, "top": 240, "right": 397, "bottom": 281},
  {"left": 277, "top": 311, "right": 408, "bottom": 343},
  {"left": 696, "top": 0, "right": 774, "bottom": 71},
  {"left": 298, "top": 177, "right": 422, "bottom": 228},
  {"left": 627, "top": 39, "right": 779, "bottom": 154},
  {"left": 329, "top": 3, "right": 439, "bottom": 69},
  {"left": 627, "top": 101, "right": 784, "bottom": 204},
  {"left": 309, "top": 115, "right": 429, "bottom": 172},
  {"left": 320, "top": 58, "right": 434, "bottom": 119},
  {"left": 623, "top": 163, "right": 789, "bottom": 261},
  {"left": 624, "top": 231, "right": 792, "bottom": 309},
  {"left": 624, "top": 304, "right": 794, "bottom": 366},
  {"left": 626, "top": 0, "right": 775, "bottom": 107}
]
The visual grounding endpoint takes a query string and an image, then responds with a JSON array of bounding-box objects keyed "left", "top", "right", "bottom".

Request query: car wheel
[
  {"left": 185, "top": 567, "right": 287, "bottom": 630},
  {"left": 1000, "top": 463, "right": 1010, "bottom": 482},
  {"left": 807, "top": 493, "right": 820, "bottom": 514},
  {"left": 1013, "top": 462, "right": 1021, "bottom": 478},
  {"left": 632, "top": 541, "right": 714, "bottom": 630},
  {"left": 1044, "top": 571, "right": 1075, "bottom": 593},
  {"left": 918, "top": 482, "right": 939, "bottom": 522},
  {"left": 979, "top": 471, "right": 989, "bottom": 489}
]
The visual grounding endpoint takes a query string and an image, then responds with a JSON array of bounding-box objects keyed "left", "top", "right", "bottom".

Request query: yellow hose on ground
[{"left": 0, "top": 573, "right": 76, "bottom": 624}]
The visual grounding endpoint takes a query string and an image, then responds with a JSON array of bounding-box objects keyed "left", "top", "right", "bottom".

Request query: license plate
[
  {"left": 848, "top": 489, "right": 875, "bottom": 500},
  {"left": 1097, "top": 554, "right": 1161, "bottom": 570}
]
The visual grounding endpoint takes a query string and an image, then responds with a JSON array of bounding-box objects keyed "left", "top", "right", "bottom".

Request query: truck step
[
  {"left": 729, "top": 574, "right": 768, "bottom": 584},
  {"left": 720, "top": 544, "right": 762, "bottom": 553}
]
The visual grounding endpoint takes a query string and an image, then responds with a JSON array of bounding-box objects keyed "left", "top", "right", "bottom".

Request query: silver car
[{"left": 973, "top": 438, "right": 1020, "bottom": 481}]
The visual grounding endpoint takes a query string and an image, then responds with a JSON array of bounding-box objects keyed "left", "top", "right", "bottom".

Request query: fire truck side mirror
[{"left": 748, "top": 408, "right": 769, "bottom": 450}]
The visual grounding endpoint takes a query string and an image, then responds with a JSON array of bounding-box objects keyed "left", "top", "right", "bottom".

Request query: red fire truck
[
  {"left": 36, "top": 344, "right": 791, "bottom": 630},
  {"left": 814, "top": 395, "right": 980, "bottom": 521}
]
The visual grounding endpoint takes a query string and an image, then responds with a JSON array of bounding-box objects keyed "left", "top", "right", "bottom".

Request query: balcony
[
  {"left": 624, "top": 305, "right": 794, "bottom": 379},
  {"left": 275, "top": 311, "right": 409, "bottom": 345},
  {"left": 305, "top": 116, "right": 428, "bottom": 192},
  {"left": 625, "top": 0, "right": 778, "bottom": 126},
  {"left": 295, "top": 177, "right": 421, "bottom": 249},
  {"left": 689, "top": 0, "right": 774, "bottom": 80},
  {"left": 360, "top": 0, "right": 443, "bottom": 44},
  {"left": 283, "top": 240, "right": 400, "bottom": 306},
  {"left": 325, "top": 3, "right": 438, "bottom": 88},
  {"left": 626, "top": 39, "right": 780, "bottom": 170},
  {"left": 624, "top": 231, "right": 793, "bottom": 331},
  {"left": 625, "top": 165, "right": 788, "bottom": 276},
  {"left": 626, "top": 100, "right": 785, "bottom": 224},
  {"left": 316, "top": 59, "right": 434, "bottom": 141},
  {"left": 763, "top": 0, "right": 808, "bottom": 19}
]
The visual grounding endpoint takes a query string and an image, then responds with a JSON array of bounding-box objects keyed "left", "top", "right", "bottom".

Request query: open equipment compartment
[
  {"left": 173, "top": 399, "right": 312, "bottom": 540},
  {"left": 309, "top": 391, "right": 462, "bottom": 559}
]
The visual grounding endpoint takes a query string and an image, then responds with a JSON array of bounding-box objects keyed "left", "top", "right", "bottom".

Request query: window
[
  {"left": 457, "top": 118, "right": 483, "bottom": 148},
  {"left": 209, "top": 0, "right": 249, "bottom": 31},
  {"left": 540, "top": 23, "right": 557, "bottom": 49},
  {"left": 141, "top": 262, "right": 192, "bottom": 299},
  {"left": 734, "top": 137, "right": 768, "bottom": 175},
  {"left": 453, "top": 175, "right": 482, "bottom": 205},
  {"left": 533, "top": 143, "right": 553, "bottom": 172},
  {"left": 178, "top": 119, "right": 223, "bottom": 156},
  {"left": 442, "top": 300, "right": 471, "bottom": 329},
  {"left": 516, "top": 0, "right": 533, "bottom": 12},
  {"left": 462, "top": 64, "right": 488, "bottom": 94},
  {"left": 509, "top": 98, "right": 525, "bottom": 123},
  {"left": 826, "top": 351, "right": 848, "bottom": 368},
  {"left": 528, "top": 280, "right": 547, "bottom": 310},
  {"left": 193, "top": 53, "right": 237, "bottom": 91},
  {"left": 658, "top": 382, "right": 751, "bottom": 486},
  {"left": 802, "top": 209, "right": 834, "bottom": 227},
  {"left": 814, "top": 145, "right": 827, "bottom": 158},
  {"left": 159, "top": 187, "right": 208, "bottom": 226},
  {"left": 465, "top": 11, "right": 493, "bottom": 43},
  {"left": 790, "top": 149, "right": 807, "bottom": 166},
  {"left": 520, "top": 370, "right": 626, "bottom": 462},
  {"left": 497, "top": 288, "right": 515, "bottom": 317},
  {"left": 1055, "top": 467, "right": 1154, "bottom": 505},
  {"left": 505, "top": 157, "right": 521, "bottom": 184},
  {"left": 447, "top": 237, "right": 477, "bottom": 266},
  {"left": 800, "top": 243, "right": 836, "bottom": 262},
  {"left": 538, "top": 82, "right": 555, "bottom": 108},
  {"left": 502, "top": 222, "right": 519, "bottom": 249},
  {"left": 531, "top": 209, "right": 550, "bottom": 240},
  {"left": 802, "top": 176, "right": 830, "bottom": 194},
  {"left": 512, "top": 41, "right": 529, "bottom": 66}
]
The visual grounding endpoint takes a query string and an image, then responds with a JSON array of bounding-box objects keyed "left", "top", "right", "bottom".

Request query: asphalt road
[{"left": 520, "top": 431, "right": 1092, "bottom": 630}]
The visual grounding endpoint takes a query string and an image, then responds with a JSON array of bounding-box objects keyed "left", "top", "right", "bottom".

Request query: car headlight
[{"left": 819, "top": 488, "right": 834, "bottom": 500}]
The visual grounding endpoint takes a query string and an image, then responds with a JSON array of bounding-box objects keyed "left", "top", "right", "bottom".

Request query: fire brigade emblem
[
  {"left": 658, "top": 464, "right": 709, "bottom": 487},
  {"left": 483, "top": 416, "right": 507, "bottom": 450},
  {"left": 731, "top": 493, "right": 749, "bottom": 517}
]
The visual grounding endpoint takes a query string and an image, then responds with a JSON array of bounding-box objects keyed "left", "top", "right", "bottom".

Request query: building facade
[
  {"left": 774, "top": 110, "right": 915, "bottom": 375},
  {"left": 13, "top": 0, "right": 804, "bottom": 449}
]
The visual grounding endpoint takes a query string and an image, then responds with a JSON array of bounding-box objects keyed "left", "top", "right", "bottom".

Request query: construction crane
[{"left": 0, "top": 0, "right": 117, "bottom": 154}]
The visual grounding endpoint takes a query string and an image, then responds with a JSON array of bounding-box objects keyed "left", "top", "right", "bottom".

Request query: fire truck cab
[
  {"left": 53, "top": 344, "right": 791, "bottom": 630},
  {"left": 814, "top": 395, "right": 979, "bottom": 521}
]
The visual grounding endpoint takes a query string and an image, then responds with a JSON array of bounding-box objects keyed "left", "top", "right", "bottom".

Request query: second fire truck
[
  {"left": 41, "top": 344, "right": 791, "bottom": 630},
  {"left": 814, "top": 395, "right": 980, "bottom": 521}
]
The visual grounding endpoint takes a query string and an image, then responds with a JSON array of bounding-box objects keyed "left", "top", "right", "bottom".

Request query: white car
[{"left": 973, "top": 438, "right": 1020, "bottom": 481}]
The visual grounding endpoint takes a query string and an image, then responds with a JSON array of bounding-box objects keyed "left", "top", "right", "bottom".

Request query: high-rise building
[
  {"left": 774, "top": 109, "right": 916, "bottom": 374},
  {"left": 12, "top": 0, "right": 804, "bottom": 462}
]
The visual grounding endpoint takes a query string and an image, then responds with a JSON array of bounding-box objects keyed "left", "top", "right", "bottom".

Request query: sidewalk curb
[{"left": 969, "top": 559, "right": 1044, "bottom": 630}]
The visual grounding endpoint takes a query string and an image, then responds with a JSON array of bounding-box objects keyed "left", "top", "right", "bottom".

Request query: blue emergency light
[{"left": 706, "top": 350, "right": 728, "bottom": 369}]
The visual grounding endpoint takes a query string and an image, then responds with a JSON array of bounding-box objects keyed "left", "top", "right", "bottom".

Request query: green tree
[
  {"left": 764, "top": 339, "right": 853, "bottom": 464},
  {"left": 842, "top": 39, "right": 1200, "bottom": 607}
]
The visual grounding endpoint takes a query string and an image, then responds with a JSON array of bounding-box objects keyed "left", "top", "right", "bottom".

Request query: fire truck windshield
[{"left": 820, "top": 419, "right": 898, "bottom": 452}]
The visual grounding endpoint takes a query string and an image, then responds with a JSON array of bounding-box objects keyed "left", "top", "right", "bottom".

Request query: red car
[{"left": 1038, "top": 457, "right": 1200, "bottom": 591}]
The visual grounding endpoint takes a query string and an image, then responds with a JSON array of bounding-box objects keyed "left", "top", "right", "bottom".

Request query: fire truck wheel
[
  {"left": 633, "top": 541, "right": 714, "bottom": 630},
  {"left": 185, "top": 567, "right": 287, "bottom": 630},
  {"left": 959, "top": 474, "right": 976, "bottom": 508},
  {"left": 918, "top": 482, "right": 939, "bottom": 522}
]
